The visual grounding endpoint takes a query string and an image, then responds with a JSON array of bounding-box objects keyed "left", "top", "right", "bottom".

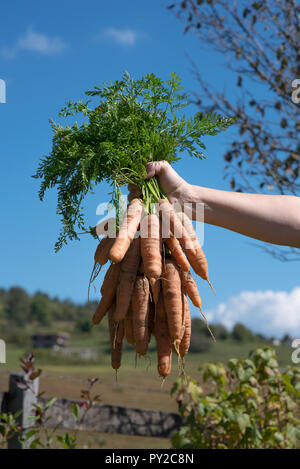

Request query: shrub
[
  {"left": 171, "top": 346, "right": 300, "bottom": 449},
  {"left": 75, "top": 319, "right": 92, "bottom": 333}
]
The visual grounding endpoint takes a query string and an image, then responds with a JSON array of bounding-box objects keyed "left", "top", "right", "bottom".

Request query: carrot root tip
[
  {"left": 199, "top": 306, "right": 216, "bottom": 342},
  {"left": 173, "top": 339, "right": 180, "bottom": 355},
  {"left": 207, "top": 279, "right": 216, "bottom": 296}
]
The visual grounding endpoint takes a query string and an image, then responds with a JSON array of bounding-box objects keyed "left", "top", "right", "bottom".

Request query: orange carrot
[
  {"left": 125, "top": 305, "right": 135, "bottom": 347},
  {"left": 180, "top": 270, "right": 215, "bottom": 342},
  {"left": 95, "top": 237, "right": 115, "bottom": 266},
  {"left": 132, "top": 275, "right": 150, "bottom": 356},
  {"left": 180, "top": 271, "right": 202, "bottom": 309},
  {"left": 109, "top": 198, "right": 143, "bottom": 263},
  {"left": 114, "top": 238, "right": 141, "bottom": 322},
  {"left": 94, "top": 236, "right": 108, "bottom": 262},
  {"left": 95, "top": 217, "right": 116, "bottom": 238},
  {"left": 141, "top": 213, "right": 162, "bottom": 281},
  {"left": 115, "top": 319, "right": 125, "bottom": 345},
  {"left": 108, "top": 302, "right": 124, "bottom": 370},
  {"left": 140, "top": 256, "right": 160, "bottom": 305},
  {"left": 92, "top": 262, "right": 121, "bottom": 325},
  {"left": 165, "top": 234, "right": 190, "bottom": 272},
  {"left": 177, "top": 212, "right": 215, "bottom": 292},
  {"left": 159, "top": 199, "right": 190, "bottom": 245},
  {"left": 161, "top": 258, "right": 184, "bottom": 355},
  {"left": 154, "top": 293, "right": 172, "bottom": 377},
  {"left": 100, "top": 263, "right": 116, "bottom": 294},
  {"left": 159, "top": 200, "right": 202, "bottom": 280},
  {"left": 179, "top": 294, "right": 191, "bottom": 359},
  {"left": 150, "top": 277, "right": 161, "bottom": 304},
  {"left": 89, "top": 237, "right": 114, "bottom": 293}
]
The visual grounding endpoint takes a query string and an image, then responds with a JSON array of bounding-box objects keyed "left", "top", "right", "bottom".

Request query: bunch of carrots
[
  {"left": 91, "top": 196, "right": 214, "bottom": 379},
  {"left": 33, "top": 73, "right": 234, "bottom": 379}
]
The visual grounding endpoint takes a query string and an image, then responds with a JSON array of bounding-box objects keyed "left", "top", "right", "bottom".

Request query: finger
[{"left": 146, "top": 161, "right": 159, "bottom": 179}]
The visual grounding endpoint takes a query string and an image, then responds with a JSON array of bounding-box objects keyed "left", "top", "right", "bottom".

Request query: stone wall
[{"left": 41, "top": 397, "right": 182, "bottom": 438}]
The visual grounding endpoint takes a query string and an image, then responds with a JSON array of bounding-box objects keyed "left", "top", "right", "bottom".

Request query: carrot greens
[{"left": 34, "top": 72, "right": 235, "bottom": 251}]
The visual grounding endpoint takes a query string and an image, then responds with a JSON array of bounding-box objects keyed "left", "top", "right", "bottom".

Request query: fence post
[{"left": 5, "top": 372, "right": 39, "bottom": 449}]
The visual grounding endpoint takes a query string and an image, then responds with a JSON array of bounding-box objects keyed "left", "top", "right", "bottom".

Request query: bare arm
[
  {"left": 186, "top": 185, "right": 300, "bottom": 248},
  {"left": 132, "top": 161, "right": 300, "bottom": 248}
]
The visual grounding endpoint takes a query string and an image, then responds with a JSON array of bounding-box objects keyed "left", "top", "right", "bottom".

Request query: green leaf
[
  {"left": 236, "top": 413, "right": 250, "bottom": 432},
  {"left": 187, "top": 381, "right": 201, "bottom": 401},
  {"left": 0, "top": 425, "right": 6, "bottom": 437},
  {"left": 45, "top": 397, "right": 57, "bottom": 410},
  {"left": 72, "top": 403, "right": 79, "bottom": 420},
  {"left": 274, "top": 432, "right": 284, "bottom": 443},
  {"left": 25, "top": 429, "right": 36, "bottom": 439},
  {"left": 29, "top": 438, "right": 41, "bottom": 449}
]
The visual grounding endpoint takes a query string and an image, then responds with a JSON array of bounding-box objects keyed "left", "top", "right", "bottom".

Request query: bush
[
  {"left": 171, "top": 346, "right": 300, "bottom": 449},
  {"left": 75, "top": 319, "right": 92, "bottom": 333}
]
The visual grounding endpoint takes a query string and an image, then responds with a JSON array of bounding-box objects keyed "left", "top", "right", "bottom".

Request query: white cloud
[
  {"left": 206, "top": 287, "right": 300, "bottom": 338},
  {"left": 2, "top": 28, "right": 68, "bottom": 58},
  {"left": 98, "top": 27, "right": 142, "bottom": 46},
  {"left": 18, "top": 29, "right": 67, "bottom": 53}
]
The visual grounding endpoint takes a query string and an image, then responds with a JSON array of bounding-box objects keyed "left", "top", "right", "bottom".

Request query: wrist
[{"left": 182, "top": 184, "right": 213, "bottom": 223}]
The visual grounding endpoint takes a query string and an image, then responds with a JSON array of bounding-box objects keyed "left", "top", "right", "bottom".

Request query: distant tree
[
  {"left": 0, "top": 305, "right": 5, "bottom": 327},
  {"left": 189, "top": 332, "right": 212, "bottom": 353},
  {"left": 30, "top": 292, "right": 51, "bottom": 326},
  {"left": 5, "top": 287, "right": 30, "bottom": 326},
  {"left": 255, "top": 332, "right": 267, "bottom": 342},
  {"left": 192, "top": 319, "right": 230, "bottom": 341},
  {"left": 75, "top": 318, "right": 92, "bottom": 333},
  {"left": 169, "top": 0, "right": 300, "bottom": 261},
  {"left": 210, "top": 323, "right": 230, "bottom": 341},
  {"left": 0, "top": 286, "right": 101, "bottom": 329},
  {"left": 0, "top": 288, "right": 6, "bottom": 304},
  {"left": 0, "top": 289, "right": 6, "bottom": 324},
  {"left": 282, "top": 333, "right": 292, "bottom": 345},
  {"left": 232, "top": 323, "right": 255, "bottom": 342},
  {"left": 60, "top": 300, "right": 77, "bottom": 321},
  {"left": 49, "top": 298, "right": 77, "bottom": 321},
  {"left": 191, "top": 317, "right": 210, "bottom": 336}
]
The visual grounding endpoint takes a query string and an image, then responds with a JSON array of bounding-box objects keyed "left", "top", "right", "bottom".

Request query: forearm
[{"left": 186, "top": 185, "right": 300, "bottom": 248}]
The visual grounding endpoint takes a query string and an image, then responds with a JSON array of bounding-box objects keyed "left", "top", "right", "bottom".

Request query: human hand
[{"left": 128, "top": 160, "right": 192, "bottom": 207}]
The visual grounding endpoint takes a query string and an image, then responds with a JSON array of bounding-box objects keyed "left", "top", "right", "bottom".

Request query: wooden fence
[{"left": 0, "top": 372, "right": 182, "bottom": 449}]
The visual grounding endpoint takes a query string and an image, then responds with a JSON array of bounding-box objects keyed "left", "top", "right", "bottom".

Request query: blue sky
[{"left": 0, "top": 0, "right": 299, "bottom": 338}]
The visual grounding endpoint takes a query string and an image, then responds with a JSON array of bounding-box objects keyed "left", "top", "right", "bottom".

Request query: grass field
[
  {"left": 0, "top": 335, "right": 295, "bottom": 449},
  {"left": 0, "top": 338, "right": 294, "bottom": 409}
]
